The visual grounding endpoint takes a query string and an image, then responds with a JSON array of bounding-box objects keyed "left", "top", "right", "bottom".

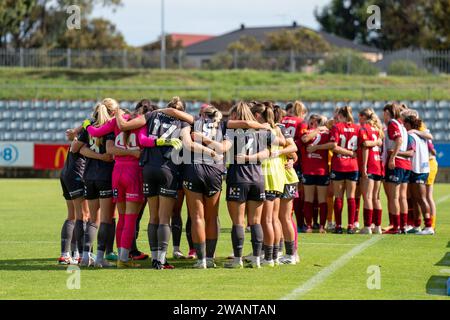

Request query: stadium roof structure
[{"left": 184, "top": 22, "right": 380, "bottom": 55}]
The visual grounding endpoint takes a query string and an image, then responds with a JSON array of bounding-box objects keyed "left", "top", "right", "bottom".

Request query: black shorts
[
  {"left": 281, "top": 183, "right": 298, "bottom": 199},
  {"left": 143, "top": 166, "right": 178, "bottom": 198},
  {"left": 409, "top": 172, "right": 429, "bottom": 184},
  {"left": 330, "top": 171, "right": 360, "bottom": 182},
  {"left": 367, "top": 173, "right": 383, "bottom": 181},
  {"left": 60, "top": 176, "right": 84, "bottom": 200},
  {"left": 183, "top": 164, "right": 223, "bottom": 197},
  {"left": 226, "top": 183, "right": 266, "bottom": 202},
  {"left": 265, "top": 190, "right": 281, "bottom": 201},
  {"left": 84, "top": 179, "right": 113, "bottom": 200},
  {"left": 385, "top": 168, "right": 410, "bottom": 185},
  {"left": 302, "top": 174, "right": 330, "bottom": 186}
]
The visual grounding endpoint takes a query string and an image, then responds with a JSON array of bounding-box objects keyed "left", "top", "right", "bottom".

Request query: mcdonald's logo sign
[{"left": 34, "top": 144, "right": 70, "bottom": 170}]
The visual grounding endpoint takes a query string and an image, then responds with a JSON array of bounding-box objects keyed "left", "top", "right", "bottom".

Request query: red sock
[
  {"left": 424, "top": 217, "right": 432, "bottom": 228},
  {"left": 313, "top": 201, "right": 319, "bottom": 225},
  {"left": 319, "top": 202, "right": 328, "bottom": 227},
  {"left": 116, "top": 213, "right": 125, "bottom": 249},
  {"left": 120, "top": 214, "right": 139, "bottom": 250},
  {"left": 393, "top": 214, "right": 400, "bottom": 230},
  {"left": 363, "top": 208, "right": 373, "bottom": 227},
  {"left": 400, "top": 213, "right": 408, "bottom": 230},
  {"left": 414, "top": 218, "right": 422, "bottom": 228},
  {"left": 389, "top": 213, "right": 393, "bottom": 226},
  {"left": 304, "top": 202, "right": 313, "bottom": 228},
  {"left": 334, "top": 198, "right": 343, "bottom": 227},
  {"left": 373, "top": 209, "right": 382, "bottom": 227},
  {"left": 355, "top": 197, "right": 361, "bottom": 223},
  {"left": 347, "top": 198, "right": 356, "bottom": 227}
]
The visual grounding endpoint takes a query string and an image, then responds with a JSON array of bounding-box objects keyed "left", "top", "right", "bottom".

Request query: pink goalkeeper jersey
[{"left": 86, "top": 115, "right": 156, "bottom": 163}]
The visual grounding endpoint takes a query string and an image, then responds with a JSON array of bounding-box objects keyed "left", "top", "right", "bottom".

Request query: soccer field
[{"left": 0, "top": 179, "right": 449, "bottom": 300}]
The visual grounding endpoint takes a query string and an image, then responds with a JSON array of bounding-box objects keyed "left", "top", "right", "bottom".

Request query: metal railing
[{"left": 0, "top": 48, "right": 449, "bottom": 74}]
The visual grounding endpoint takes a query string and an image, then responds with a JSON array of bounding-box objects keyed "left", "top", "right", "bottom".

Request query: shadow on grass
[
  {"left": 435, "top": 252, "right": 450, "bottom": 266},
  {"left": 0, "top": 257, "right": 234, "bottom": 271},
  {"left": 426, "top": 275, "right": 449, "bottom": 296}
]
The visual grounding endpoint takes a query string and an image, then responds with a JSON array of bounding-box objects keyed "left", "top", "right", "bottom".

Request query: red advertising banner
[{"left": 34, "top": 144, "right": 70, "bottom": 170}]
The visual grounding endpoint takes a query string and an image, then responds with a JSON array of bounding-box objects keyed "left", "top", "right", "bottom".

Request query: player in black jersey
[
  {"left": 78, "top": 100, "right": 117, "bottom": 267},
  {"left": 58, "top": 129, "right": 89, "bottom": 265},
  {"left": 224, "top": 102, "right": 271, "bottom": 269}
]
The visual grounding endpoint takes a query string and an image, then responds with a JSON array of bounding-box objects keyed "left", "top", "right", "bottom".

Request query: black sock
[
  {"left": 97, "top": 222, "right": 110, "bottom": 252},
  {"left": 61, "top": 220, "right": 75, "bottom": 254},
  {"left": 186, "top": 216, "right": 194, "bottom": 250},
  {"left": 147, "top": 224, "right": 159, "bottom": 253},
  {"left": 264, "top": 245, "right": 274, "bottom": 261},
  {"left": 284, "top": 241, "right": 294, "bottom": 256},
  {"left": 206, "top": 239, "right": 218, "bottom": 258},
  {"left": 74, "top": 220, "right": 85, "bottom": 254},
  {"left": 83, "top": 221, "right": 98, "bottom": 253},
  {"left": 193, "top": 242, "right": 206, "bottom": 260},
  {"left": 171, "top": 214, "right": 182, "bottom": 248},
  {"left": 231, "top": 225, "right": 245, "bottom": 258},
  {"left": 105, "top": 218, "right": 115, "bottom": 254},
  {"left": 279, "top": 240, "right": 284, "bottom": 253},
  {"left": 250, "top": 224, "right": 263, "bottom": 257},
  {"left": 157, "top": 224, "right": 171, "bottom": 261},
  {"left": 273, "top": 243, "right": 279, "bottom": 261}
]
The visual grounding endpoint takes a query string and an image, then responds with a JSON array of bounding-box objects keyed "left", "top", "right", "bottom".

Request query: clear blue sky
[{"left": 92, "top": 0, "right": 331, "bottom": 46}]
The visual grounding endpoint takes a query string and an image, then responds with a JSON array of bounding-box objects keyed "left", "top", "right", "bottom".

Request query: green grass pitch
[{"left": 0, "top": 179, "right": 449, "bottom": 300}]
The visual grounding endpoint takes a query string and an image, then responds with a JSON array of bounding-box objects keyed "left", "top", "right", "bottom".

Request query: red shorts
[{"left": 112, "top": 161, "right": 144, "bottom": 203}]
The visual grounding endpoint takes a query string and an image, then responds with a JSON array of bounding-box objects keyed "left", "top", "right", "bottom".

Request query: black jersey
[
  {"left": 226, "top": 128, "right": 272, "bottom": 185},
  {"left": 60, "top": 149, "right": 85, "bottom": 180},
  {"left": 140, "top": 111, "right": 189, "bottom": 172},
  {"left": 78, "top": 127, "right": 115, "bottom": 181},
  {"left": 188, "top": 117, "right": 228, "bottom": 172}
]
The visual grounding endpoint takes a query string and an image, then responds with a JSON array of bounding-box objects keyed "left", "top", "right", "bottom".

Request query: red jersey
[
  {"left": 282, "top": 116, "right": 308, "bottom": 150},
  {"left": 330, "top": 122, "right": 359, "bottom": 172},
  {"left": 386, "top": 119, "right": 411, "bottom": 170},
  {"left": 301, "top": 130, "right": 330, "bottom": 176},
  {"left": 358, "top": 124, "right": 383, "bottom": 176}
]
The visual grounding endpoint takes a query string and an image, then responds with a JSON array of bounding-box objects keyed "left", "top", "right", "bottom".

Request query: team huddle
[{"left": 58, "top": 98, "right": 438, "bottom": 269}]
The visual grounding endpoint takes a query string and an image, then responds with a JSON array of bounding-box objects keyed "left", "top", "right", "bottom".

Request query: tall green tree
[
  {"left": 314, "top": 0, "right": 450, "bottom": 50},
  {"left": 0, "top": 0, "right": 123, "bottom": 48},
  {"left": 265, "top": 28, "right": 331, "bottom": 53}
]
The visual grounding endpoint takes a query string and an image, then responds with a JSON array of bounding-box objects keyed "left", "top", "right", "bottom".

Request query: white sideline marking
[
  {"left": 280, "top": 236, "right": 383, "bottom": 300},
  {"left": 436, "top": 194, "right": 450, "bottom": 205}
]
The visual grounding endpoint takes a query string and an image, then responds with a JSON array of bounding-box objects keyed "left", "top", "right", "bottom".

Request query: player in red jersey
[
  {"left": 301, "top": 114, "right": 331, "bottom": 234},
  {"left": 358, "top": 108, "right": 384, "bottom": 234},
  {"left": 327, "top": 106, "right": 360, "bottom": 234},
  {"left": 282, "top": 101, "right": 308, "bottom": 232},
  {"left": 382, "top": 103, "right": 412, "bottom": 234}
]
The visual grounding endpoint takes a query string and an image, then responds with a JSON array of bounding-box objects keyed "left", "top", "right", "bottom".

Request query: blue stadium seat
[
  {"left": 46, "top": 100, "right": 57, "bottom": 109},
  {"left": 25, "top": 110, "right": 37, "bottom": 120},
  {"left": 422, "top": 110, "right": 434, "bottom": 120},
  {"left": 15, "top": 132, "right": 27, "bottom": 141},
  {"left": 77, "top": 110, "right": 89, "bottom": 120},
  {"left": 29, "top": 132, "right": 40, "bottom": 141},
  {"left": 50, "top": 110, "right": 62, "bottom": 120},
  {"left": 373, "top": 101, "right": 385, "bottom": 110},
  {"left": 47, "top": 122, "right": 57, "bottom": 131},
  {"left": 0, "top": 110, "right": 12, "bottom": 120},
  {"left": 438, "top": 100, "right": 449, "bottom": 109},
  {"left": 3, "top": 132, "right": 13, "bottom": 140},
  {"left": 22, "top": 121, "right": 33, "bottom": 131},
  {"left": 21, "top": 100, "right": 32, "bottom": 109},
  {"left": 38, "top": 111, "right": 49, "bottom": 120},
  {"left": 34, "top": 122, "right": 45, "bottom": 131},
  {"left": 437, "top": 110, "right": 449, "bottom": 119},
  {"left": 58, "top": 100, "right": 69, "bottom": 109},
  {"left": 361, "top": 101, "right": 372, "bottom": 109},
  {"left": 349, "top": 101, "right": 360, "bottom": 109},
  {"left": 42, "top": 132, "right": 52, "bottom": 141},
  {"left": 13, "top": 111, "right": 22, "bottom": 120},
  {"left": 335, "top": 101, "right": 346, "bottom": 108},
  {"left": 55, "top": 132, "right": 66, "bottom": 141},
  {"left": 82, "top": 100, "right": 95, "bottom": 110},
  {"left": 32, "top": 100, "right": 44, "bottom": 109},
  {"left": 412, "top": 101, "right": 423, "bottom": 109},
  {"left": 62, "top": 110, "right": 75, "bottom": 120},
  {"left": 120, "top": 101, "right": 131, "bottom": 109},
  {"left": 323, "top": 101, "right": 334, "bottom": 111},
  {"left": 69, "top": 101, "right": 81, "bottom": 109},
  {"left": 434, "top": 132, "right": 445, "bottom": 142},
  {"left": 0, "top": 121, "right": 7, "bottom": 130},
  {"left": 310, "top": 102, "right": 321, "bottom": 111},
  {"left": 8, "top": 100, "right": 20, "bottom": 109},
  {"left": 0, "top": 100, "right": 6, "bottom": 108},
  {"left": 425, "top": 100, "right": 436, "bottom": 109}
]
